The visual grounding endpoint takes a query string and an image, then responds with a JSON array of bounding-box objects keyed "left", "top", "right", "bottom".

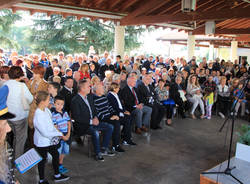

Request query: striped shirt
[
  {"left": 93, "top": 95, "right": 114, "bottom": 121},
  {"left": 52, "top": 110, "right": 70, "bottom": 133}
]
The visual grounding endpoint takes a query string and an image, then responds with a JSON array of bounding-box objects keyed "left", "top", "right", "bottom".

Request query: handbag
[{"left": 21, "top": 83, "right": 30, "bottom": 111}]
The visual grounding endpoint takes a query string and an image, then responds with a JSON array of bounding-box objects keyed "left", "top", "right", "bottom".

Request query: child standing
[
  {"left": 51, "top": 96, "right": 71, "bottom": 174},
  {"left": 33, "top": 91, "right": 69, "bottom": 184},
  {"left": 204, "top": 87, "right": 214, "bottom": 119}
]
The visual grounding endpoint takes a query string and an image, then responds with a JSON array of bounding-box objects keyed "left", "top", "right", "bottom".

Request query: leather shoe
[
  {"left": 141, "top": 126, "right": 148, "bottom": 132},
  {"left": 135, "top": 128, "right": 142, "bottom": 134}
]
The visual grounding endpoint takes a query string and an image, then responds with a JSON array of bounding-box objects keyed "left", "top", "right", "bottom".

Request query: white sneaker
[{"left": 218, "top": 112, "right": 225, "bottom": 119}]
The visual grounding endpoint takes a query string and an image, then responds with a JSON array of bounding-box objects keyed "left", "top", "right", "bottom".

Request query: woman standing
[
  {"left": 27, "top": 66, "right": 48, "bottom": 147},
  {"left": 27, "top": 66, "right": 48, "bottom": 129},
  {"left": 4, "top": 66, "right": 33, "bottom": 159},
  {"left": 186, "top": 74, "right": 205, "bottom": 119}
]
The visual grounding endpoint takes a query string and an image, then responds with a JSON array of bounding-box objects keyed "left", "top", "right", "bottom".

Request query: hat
[{"left": 0, "top": 85, "right": 15, "bottom": 120}]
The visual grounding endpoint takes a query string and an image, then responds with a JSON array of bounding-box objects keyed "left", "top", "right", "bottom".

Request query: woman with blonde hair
[{"left": 186, "top": 74, "right": 205, "bottom": 119}]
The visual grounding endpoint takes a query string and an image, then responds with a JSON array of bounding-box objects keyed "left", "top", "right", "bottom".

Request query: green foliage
[
  {"left": 0, "top": 9, "right": 21, "bottom": 49},
  {"left": 237, "top": 124, "right": 250, "bottom": 146},
  {"left": 30, "top": 14, "right": 148, "bottom": 54}
]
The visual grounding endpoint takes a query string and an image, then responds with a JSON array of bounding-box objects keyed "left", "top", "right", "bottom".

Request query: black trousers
[
  {"left": 150, "top": 103, "right": 165, "bottom": 128},
  {"left": 217, "top": 95, "right": 230, "bottom": 116},
  {"left": 175, "top": 98, "right": 189, "bottom": 117},
  {"left": 120, "top": 115, "right": 132, "bottom": 142},
  {"left": 104, "top": 114, "right": 133, "bottom": 146},
  {"left": 35, "top": 145, "right": 60, "bottom": 180}
]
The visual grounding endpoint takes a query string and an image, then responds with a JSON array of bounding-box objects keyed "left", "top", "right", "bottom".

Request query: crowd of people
[{"left": 0, "top": 47, "right": 250, "bottom": 184}]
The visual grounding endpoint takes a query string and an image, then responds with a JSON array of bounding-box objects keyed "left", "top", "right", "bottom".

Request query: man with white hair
[
  {"left": 120, "top": 74, "right": 152, "bottom": 134},
  {"left": 137, "top": 73, "right": 165, "bottom": 129}
]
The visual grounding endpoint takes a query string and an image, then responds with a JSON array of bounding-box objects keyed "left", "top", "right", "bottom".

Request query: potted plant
[{"left": 235, "top": 124, "right": 250, "bottom": 163}]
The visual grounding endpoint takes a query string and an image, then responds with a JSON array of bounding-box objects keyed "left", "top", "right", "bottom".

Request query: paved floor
[{"left": 17, "top": 116, "right": 249, "bottom": 184}]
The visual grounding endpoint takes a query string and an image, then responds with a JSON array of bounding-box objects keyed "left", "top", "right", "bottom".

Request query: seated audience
[
  {"left": 186, "top": 74, "right": 205, "bottom": 119},
  {"left": 71, "top": 80, "right": 114, "bottom": 161}
]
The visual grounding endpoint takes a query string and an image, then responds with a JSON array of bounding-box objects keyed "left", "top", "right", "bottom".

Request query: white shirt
[
  {"left": 33, "top": 108, "right": 63, "bottom": 147},
  {"left": 4, "top": 80, "right": 33, "bottom": 121}
]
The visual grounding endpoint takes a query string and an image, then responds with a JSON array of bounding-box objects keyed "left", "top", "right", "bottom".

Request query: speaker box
[
  {"left": 182, "top": 0, "right": 197, "bottom": 12},
  {"left": 205, "top": 21, "right": 215, "bottom": 35}
]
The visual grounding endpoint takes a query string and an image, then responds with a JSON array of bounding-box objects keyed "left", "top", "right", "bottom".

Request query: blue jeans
[{"left": 86, "top": 122, "right": 113, "bottom": 155}]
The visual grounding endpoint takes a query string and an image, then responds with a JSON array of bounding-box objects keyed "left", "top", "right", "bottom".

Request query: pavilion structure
[{"left": 0, "top": 0, "right": 250, "bottom": 60}]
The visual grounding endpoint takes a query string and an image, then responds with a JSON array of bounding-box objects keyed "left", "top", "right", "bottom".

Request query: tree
[
  {"left": 0, "top": 9, "right": 21, "bottom": 49},
  {"left": 30, "top": 14, "right": 149, "bottom": 54}
]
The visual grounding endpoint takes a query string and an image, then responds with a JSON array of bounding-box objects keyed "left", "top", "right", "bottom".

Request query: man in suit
[
  {"left": 119, "top": 74, "right": 152, "bottom": 134},
  {"left": 137, "top": 74, "right": 165, "bottom": 129},
  {"left": 71, "top": 79, "right": 115, "bottom": 161}
]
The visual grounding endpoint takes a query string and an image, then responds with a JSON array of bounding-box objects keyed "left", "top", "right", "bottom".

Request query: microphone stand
[{"left": 202, "top": 78, "right": 249, "bottom": 184}]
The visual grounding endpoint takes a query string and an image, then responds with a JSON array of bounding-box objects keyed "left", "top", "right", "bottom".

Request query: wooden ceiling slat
[
  {"left": 225, "top": 19, "right": 248, "bottom": 29},
  {"left": 145, "top": 0, "right": 171, "bottom": 15},
  {"left": 218, "top": 19, "right": 240, "bottom": 29},
  {"left": 107, "top": 0, "right": 123, "bottom": 10},
  {"left": 119, "top": 0, "right": 139, "bottom": 12},
  {"left": 196, "top": 0, "right": 213, "bottom": 9},
  {"left": 230, "top": 1, "right": 246, "bottom": 9},
  {"left": 216, "top": 19, "right": 234, "bottom": 27},
  {"left": 200, "top": 0, "right": 225, "bottom": 12},
  {"left": 121, "top": 0, "right": 173, "bottom": 21},
  {"left": 159, "top": 0, "right": 180, "bottom": 15}
]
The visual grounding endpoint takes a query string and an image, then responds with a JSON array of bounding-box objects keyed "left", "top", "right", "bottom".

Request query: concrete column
[
  {"left": 114, "top": 24, "right": 125, "bottom": 59},
  {"left": 187, "top": 33, "right": 195, "bottom": 61},
  {"left": 209, "top": 44, "right": 214, "bottom": 60},
  {"left": 230, "top": 41, "right": 238, "bottom": 61}
]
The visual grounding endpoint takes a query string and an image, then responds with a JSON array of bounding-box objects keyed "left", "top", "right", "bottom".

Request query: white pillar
[
  {"left": 230, "top": 41, "right": 238, "bottom": 61},
  {"left": 187, "top": 33, "right": 195, "bottom": 61},
  {"left": 114, "top": 24, "right": 125, "bottom": 59},
  {"left": 209, "top": 44, "right": 214, "bottom": 60}
]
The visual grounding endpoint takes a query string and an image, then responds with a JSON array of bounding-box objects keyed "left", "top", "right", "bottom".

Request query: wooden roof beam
[
  {"left": 235, "top": 35, "right": 250, "bottom": 42},
  {"left": 0, "top": 0, "right": 24, "bottom": 9},
  {"left": 193, "top": 27, "right": 250, "bottom": 35},
  {"left": 120, "top": 7, "right": 250, "bottom": 26}
]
